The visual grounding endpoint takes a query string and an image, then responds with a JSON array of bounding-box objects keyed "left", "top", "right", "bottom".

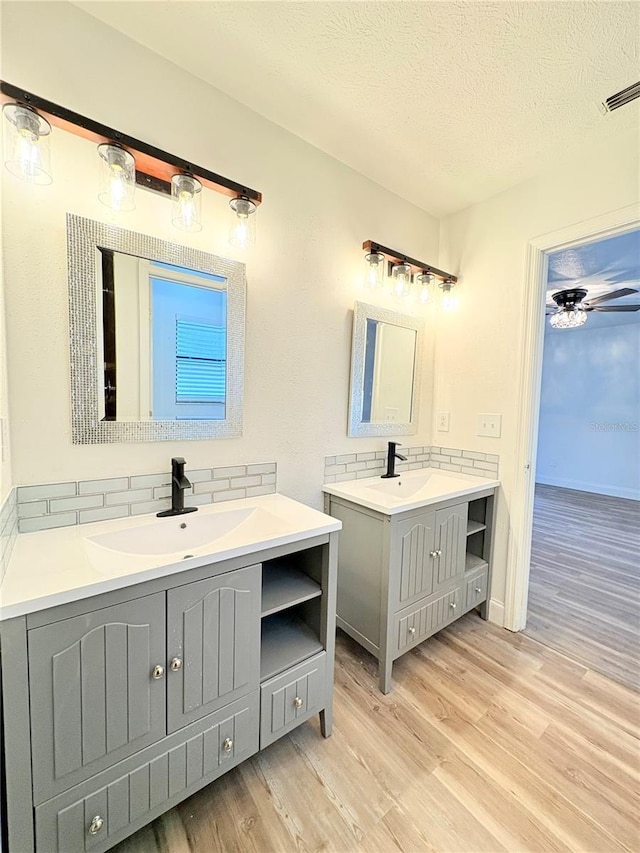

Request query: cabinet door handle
[
  {"left": 223, "top": 737, "right": 233, "bottom": 752},
  {"left": 151, "top": 664, "right": 165, "bottom": 680},
  {"left": 293, "top": 696, "right": 304, "bottom": 709},
  {"left": 88, "top": 816, "right": 104, "bottom": 836},
  {"left": 170, "top": 658, "right": 183, "bottom": 671},
  {"left": 429, "top": 551, "right": 439, "bottom": 558},
  {"left": 408, "top": 626, "right": 416, "bottom": 636},
  {"left": 437, "top": 550, "right": 442, "bottom": 557},
  {"left": 475, "top": 587, "right": 482, "bottom": 594},
  {"left": 449, "top": 602, "right": 457, "bottom": 610}
]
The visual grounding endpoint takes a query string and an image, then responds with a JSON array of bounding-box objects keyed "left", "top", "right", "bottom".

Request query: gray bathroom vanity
[
  {"left": 323, "top": 468, "right": 498, "bottom": 693},
  {"left": 0, "top": 495, "right": 339, "bottom": 853}
]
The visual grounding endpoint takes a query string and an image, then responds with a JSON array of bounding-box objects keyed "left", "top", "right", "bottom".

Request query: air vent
[{"left": 603, "top": 81, "right": 640, "bottom": 113}]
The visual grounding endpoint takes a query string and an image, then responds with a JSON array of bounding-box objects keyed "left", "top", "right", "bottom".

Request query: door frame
[{"left": 503, "top": 202, "right": 640, "bottom": 631}]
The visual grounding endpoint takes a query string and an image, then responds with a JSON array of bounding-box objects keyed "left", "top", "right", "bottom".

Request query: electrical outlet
[
  {"left": 477, "top": 413, "right": 501, "bottom": 438},
  {"left": 437, "top": 411, "right": 450, "bottom": 432}
]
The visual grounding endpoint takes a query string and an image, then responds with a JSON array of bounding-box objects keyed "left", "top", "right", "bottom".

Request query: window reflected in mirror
[{"left": 98, "top": 251, "right": 227, "bottom": 422}]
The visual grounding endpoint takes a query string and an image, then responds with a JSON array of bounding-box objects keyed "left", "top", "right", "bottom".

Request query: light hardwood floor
[
  {"left": 113, "top": 615, "right": 640, "bottom": 853},
  {"left": 526, "top": 484, "right": 640, "bottom": 690}
]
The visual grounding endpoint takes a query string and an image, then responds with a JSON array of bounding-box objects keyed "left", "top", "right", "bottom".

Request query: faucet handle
[{"left": 171, "top": 457, "right": 186, "bottom": 466}]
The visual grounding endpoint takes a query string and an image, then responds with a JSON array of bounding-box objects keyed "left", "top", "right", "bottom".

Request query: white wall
[
  {"left": 0, "top": 2, "right": 438, "bottom": 510},
  {"left": 536, "top": 315, "right": 640, "bottom": 500},
  {"left": 439, "top": 124, "right": 639, "bottom": 619}
]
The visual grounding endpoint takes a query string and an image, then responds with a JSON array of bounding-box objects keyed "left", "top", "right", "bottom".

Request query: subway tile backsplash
[
  {"left": 324, "top": 446, "right": 499, "bottom": 483},
  {"left": 15, "top": 462, "right": 277, "bottom": 534},
  {"left": 0, "top": 488, "right": 18, "bottom": 584}
]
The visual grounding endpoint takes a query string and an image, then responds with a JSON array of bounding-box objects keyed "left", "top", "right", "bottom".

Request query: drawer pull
[
  {"left": 151, "top": 664, "right": 165, "bottom": 680},
  {"left": 408, "top": 626, "right": 416, "bottom": 636},
  {"left": 429, "top": 550, "right": 439, "bottom": 558},
  {"left": 475, "top": 587, "right": 482, "bottom": 594},
  {"left": 88, "top": 815, "right": 104, "bottom": 836},
  {"left": 293, "top": 696, "right": 304, "bottom": 709},
  {"left": 223, "top": 737, "right": 233, "bottom": 752},
  {"left": 170, "top": 657, "right": 183, "bottom": 671},
  {"left": 449, "top": 602, "right": 457, "bottom": 610}
]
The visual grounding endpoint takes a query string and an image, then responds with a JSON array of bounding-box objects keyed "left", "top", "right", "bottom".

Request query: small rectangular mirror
[
  {"left": 67, "top": 214, "right": 245, "bottom": 444},
  {"left": 348, "top": 301, "right": 424, "bottom": 437}
]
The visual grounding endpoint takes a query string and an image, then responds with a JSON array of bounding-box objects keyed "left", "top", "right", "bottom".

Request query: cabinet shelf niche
[
  {"left": 465, "top": 552, "right": 488, "bottom": 573},
  {"left": 261, "top": 562, "right": 322, "bottom": 618},
  {"left": 467, "top": 519, "right": 486, "bottom": 536},
  {"left": 260, "top": 614, "right": 323, "bottom": 682}
]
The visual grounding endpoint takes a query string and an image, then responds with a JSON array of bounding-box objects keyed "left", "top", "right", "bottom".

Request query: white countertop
[
  {"left": 323, "top": 468, "right": 499, "bottom": 515},
  {"left": 0, "top": 493, "right": 341, "bottom": 622}
]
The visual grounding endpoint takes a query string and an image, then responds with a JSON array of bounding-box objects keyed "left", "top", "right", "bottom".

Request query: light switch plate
[
  {"left": 477, "top": 413, "right": 502, "bottom": 438},
  {"left": 437, "top": 411, "right": 450, "bottom": 432}
]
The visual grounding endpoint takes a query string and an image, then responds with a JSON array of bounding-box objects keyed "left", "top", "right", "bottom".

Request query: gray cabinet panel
[
  {"left": 434, "top": 504, "right": 467, "bottom": 589},
  {"left": 167, "top": 564, "right": 261, "bottom": 733},
  {"left": 35, "top": 693, "right": 260, "bottom": 853},
  {"left": 29, "top": 594, "right": 166, "bottom": 805},
  {"left": 395, "top": 511, "right": 436, "bottom": 608},
  {"left": 260, "top": 652, "right": 326, "bottom": 748},
  {"left": 465, "top": 568, "right": 488, "bottom": 611},
  {"left": 393, "top": 587, "right": 459, "bottom": 656}
]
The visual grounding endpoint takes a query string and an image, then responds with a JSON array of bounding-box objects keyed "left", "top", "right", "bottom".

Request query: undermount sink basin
[
  {"left": 86, "top": 506, "right": 286, "bottom": 557},
  {"left": 366, "top": 472, "right": 434, "bottom": 499}
]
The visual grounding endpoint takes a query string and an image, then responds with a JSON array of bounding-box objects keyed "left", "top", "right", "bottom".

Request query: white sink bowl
[
  {"left": 86, "top": 506, "right": 286, "bottom": 558},
  {"left": 367, "top": 472, "right": 434, "bottom": 499}
]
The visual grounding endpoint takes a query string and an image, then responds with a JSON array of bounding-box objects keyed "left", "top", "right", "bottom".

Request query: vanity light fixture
[
  {"left": 97, "top": 143, "right": 136, "bottom": 211},
  {"left": 2, "top": 102, "right": 52, "bottom": 185},
  {"left": 362, "top": 241, "right": 457, "bottom": 304},
  {"left": 171, "top": 173, "right": 202, "bottom": 232},
  {"left": 439, "top": 278, "right": 457, "bottom": 311},
  {"left": 229, "top": 195, "right": 256, "bottom": 248},
  {"left": 416, "top": 271, "right": 434, "bottom": 304},
  {"left": 364, "top": 250, "right": 386, "bottom": 289},
  {"left": 0, "top": 80, "right": 262, "bottom": 240}
]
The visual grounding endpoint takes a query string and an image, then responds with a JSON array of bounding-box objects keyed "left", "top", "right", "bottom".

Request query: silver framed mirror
[
  {"left": 67, "top": 213, "right": 245, "bottom": 444},
  {"left": 348, "top": 301, "right": 424, "bottom": 437}
]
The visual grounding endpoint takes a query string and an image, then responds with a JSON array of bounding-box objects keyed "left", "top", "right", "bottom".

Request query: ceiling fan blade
[
  {"left": 590, "top": 304, "right": 640, "bottom": 312},
  {"left": 585, "top": 287, "right": 638, "bottom": 307}
]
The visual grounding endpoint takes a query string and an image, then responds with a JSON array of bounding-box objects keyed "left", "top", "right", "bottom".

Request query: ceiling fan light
[{"left": 549, "top": 308, "right": 588, "bottom": 329}]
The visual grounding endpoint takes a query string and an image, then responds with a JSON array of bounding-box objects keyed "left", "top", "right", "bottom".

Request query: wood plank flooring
[
  {"left": 526, "top": 484, "right": 640, "bottom": 690},
  {"left": 113, "top": 616, "right": 640, "bottom": 853}
]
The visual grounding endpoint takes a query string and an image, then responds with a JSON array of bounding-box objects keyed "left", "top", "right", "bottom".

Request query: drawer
[
  {"left": 393, "top": 587, "right": 460, "bottom": 656},
  {"left": 465, "top": 568, "right": 488, "bottom": 611},
  {"left": 35, "top": 692, "right": 259, "bottom": 853},
  {"left": 260, "top": 652, "right": 326, "bottom": 749}
]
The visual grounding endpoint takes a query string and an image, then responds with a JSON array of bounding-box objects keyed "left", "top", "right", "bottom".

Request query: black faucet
[
  {"left": 381, "top": 441, "right": 408, "bottom": 479},
  {"left": 157, "top": 457, "right": 198, "bottom": 517}
]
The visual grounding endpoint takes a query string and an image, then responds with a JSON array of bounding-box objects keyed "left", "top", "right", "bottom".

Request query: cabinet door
[
  {"left": 433, "top": 504, "right": 467, "bottom": 590},
  {"left": 167, "top": 564, "right": 261, "bottom": 733},
  {"left": 392, "top": 511, "right": 436, "bottom": 609},
  {"left": 29, "top": 593, "right": 166, "bottom": 805}
]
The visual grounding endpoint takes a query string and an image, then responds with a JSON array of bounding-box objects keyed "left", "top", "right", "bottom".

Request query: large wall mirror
[
  {"left": 348, "top": 301, "right": 424, "bottom": 437},
  {"left": 67, "top": 214, "right": 245, "bottom": 443}
]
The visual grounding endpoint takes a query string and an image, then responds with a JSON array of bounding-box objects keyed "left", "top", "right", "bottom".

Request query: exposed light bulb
[
  {"left": 171, "top": 174, "right": 202, "bottom": 232},
  {"left": 2, "top": 103, "right": 52, "bottom": 185},
  {"left": 97, "top": 143, "right": 135, "bottom": 211},
  {"left": 392, "top": 263, "right": 412, "bottom": 299},
  {"left": 364, "top": 251, "right": 385, "bottom": 289},
  {"left": 229, "top": 196, "right": 256, "bottom": 248},
  {"left": 440, "top": 279, "right": 457, "bottom": 311},
  {"left": 417, "top": 272, "right": 433, "bottom": 304}
]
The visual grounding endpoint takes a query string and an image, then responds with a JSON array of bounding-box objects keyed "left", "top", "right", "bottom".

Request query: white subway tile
[
  {"left": 441, "top": 448, "right": 462, "bottom": 457},
  {"left": 187, "top": 493, "right": 213, "bottom": 507},
  {"left": 193, "top": 479, "right": 230, "bottom": 494},
  {"left": 335, "top": 454, "right": 357, "bottom": 465},
  {"left": 79, "top": 506, "right": 129, "bottom": 524},
  {"left": 79, "top": 477, "right": 129, "bottom": 495},
  {"left": 356, "top": 452, "right": 376, "bottom": 461},
  {"left": 440, "top": 463, "right": 463, "bottom": 472},
  {"left": 325, "top": 464, "right": 346, "bottom": 475},
  {"left": 20, "top": 513, "right": 77, "bottom": 533},
  {"left": 231, "top": 475, "right": 262, "bottom": 489},
  {"left": 213, "top": 465, "right": 246, "bottom": 479},
  {"left": 50, "top": 494, "right": 104, "bottom": 513},
  {"left": 131, "top": 499, "right": 170, "bottom": 516},
  {"left": 324, "top": 474, "right": 336, "bottom": 484},
  {"left": 261, "top": 473, "right": 277, "bottom": 486},
  {"left": 473, "top": 460, "right": 498, "bottom": 472},
  {"left": 246, "top": 484, "right": 274, "bottom": 497},
  {"left": 462, "top": 451, "right": 486, "bottom": 461},
  {"left": 17, "top": 500, "right": 47, "bottom": 519},
  {"left": 130, "top": 473, "right": 170, "bottom": 489},
  {"left": 106, "top": 488, "right": 153, "bottom": 506},
  {"left": 246, "top": 462, "right": 276, "bottom": 476},
  {"left": 17, "top": 482, "right": 76, "bottom": 502},
  {"left": 346, "top": 461, "right": 367, "bottom": 472},
  {"left": 213, "top": 489, "right": 246, "bottom": 502},
  {"left": 185, "top": 468, "right": 213, "bottom": 482},
  {"left": 324, "top": 456, "right": 336, "bottom": 467}
]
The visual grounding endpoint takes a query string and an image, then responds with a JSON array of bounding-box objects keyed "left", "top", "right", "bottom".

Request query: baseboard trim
[
  {"left": 487, "top": 598, "right": 505, "bottom": 628},
  {"left": 536, "top": 476, "right": 639, "bottom": 501}
]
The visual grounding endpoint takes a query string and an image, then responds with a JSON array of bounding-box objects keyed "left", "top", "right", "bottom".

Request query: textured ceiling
[{"left": 75, "top": 1, "right": 639, "bottom": 216}]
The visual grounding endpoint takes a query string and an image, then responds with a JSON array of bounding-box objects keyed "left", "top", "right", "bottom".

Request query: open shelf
[
  {"left": 261, "top": 562, "right": 322, "bottom": 618},
  {"left": 467, "top": 520, "right": 486, "bottom": 536},
  {"left": 260, "top": 614, "right": 323, "bottom": 682},
  {"left": 465, "top": 552, "right": 488, "bottom": 573}
]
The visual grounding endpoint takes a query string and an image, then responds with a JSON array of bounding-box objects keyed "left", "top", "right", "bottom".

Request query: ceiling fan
[{"left": 546, "top": 287, "right": 640, "bottom": 328}]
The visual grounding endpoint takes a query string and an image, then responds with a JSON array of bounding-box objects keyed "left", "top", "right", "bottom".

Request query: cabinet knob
[
  {"left": 88, "top": 815, "right": 104, "bottom": 836},
  {"left": 223, "top": 737, "right": 233, "bottom": 752},
  {"left": 293, "top": 696, "right": 304, "bottom": 709},
  {"left": 449, "top": 602, "right": 457, "bottom": 610},
  {"left": 475, "top": 587, "right": 482, "bottom": 594},
  {"left": 170, "top": 658, "right": 183, "bottom": 671},
  {"left": 151, "top": 664, "right": 165, "bottom": 680},
  {"left": 408, "top": 626, "right": 416, "bottom": 636},
  {"left": 429, "top": 551, "right": 439, "bottom": 558},
  {"left": 437, "top": 550, "right": 442, "bottom": 556}
]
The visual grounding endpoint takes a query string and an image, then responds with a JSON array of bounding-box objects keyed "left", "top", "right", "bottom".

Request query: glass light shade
[
  {"left": 2, "top": 103, "right": 52, "bottom": 185},
  {"left": 440, "top": 280, "right": 457, "bottom": 311},
  {"left": 549, "top": 308, "right": 587, "bottom": 329},
  {"left": 391, "top": 262, "right": 412, "bottom": 298},
  {"left": 171, "top": 174, "right": 202, "bottom": 232},
  {"left": 364, "top": 251, "right": 385, "bottom": 289},
  {"left": 97, "top": 143, "right": 136, "bottom": 211},
  {"left": 416, "top": 272, "right": 433, "bottom": 304},
  {"left": 229, "top": 196, "right": 256, "bottom": 248}
]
